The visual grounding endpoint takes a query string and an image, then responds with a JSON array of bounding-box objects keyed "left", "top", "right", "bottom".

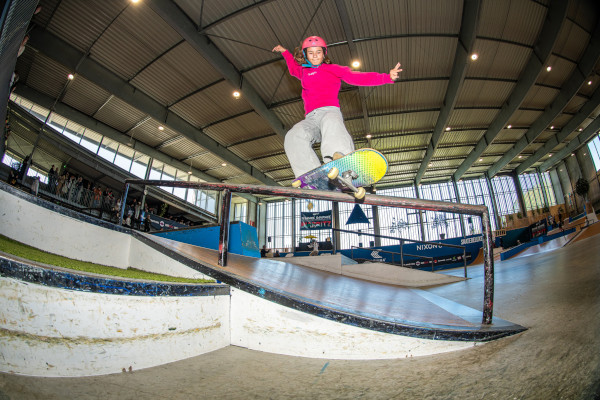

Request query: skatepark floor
[{"left": 1, "top": 230, "right": 600, "bottom": 399}]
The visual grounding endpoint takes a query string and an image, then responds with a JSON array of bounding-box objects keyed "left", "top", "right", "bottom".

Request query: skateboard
[{"left": 291, "top": 148, "right": 388, "bottom": 199}]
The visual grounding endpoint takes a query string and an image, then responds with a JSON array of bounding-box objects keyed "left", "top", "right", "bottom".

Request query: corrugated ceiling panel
[
  {"left": 244, "top": 61, "right": 302, "bottom": 106},
  {"left": 346, "top": 0, "right": 461, "bottom": 37},
  {"left": 368, "top": 80, "right": 447, "bottom": 114},
  {"left": 389, "top": 163, "right": 419, "bottom": 174},
  {"left": 204, "top": 112, "right": 273, "bottom": 146},
  {"left": 170, "top": 81, "right": 253, "bottom": 128},
  {"left": 536, "top": 55, "right": 576, "bottom": 88},
  {"left": 339, "top": 90, "right": 363, "bottom": 120},
  {"left": 433, "top": 147, "right": 473, "bottom": 158},
  {"left": 563, "top": 94, "right": 588, "bottom": 114},
  {"left": 230, "top": 136, "right": 285, "bottom": 161},
  {"left": 508, "top": 109, "right": 544, "bottom": 126},
  {"left": 448, "top": 108, "right": 498, "bottom": 128},
  {"left": 553, "top": 19, "right": 591, "bottom": 62},
  {"left": 372, "top": 133, "right": 429, "bottom": 152},
  {"left": 211, "top": 164, "right": 244, "bottom": 180},
  {"left": 369, "top": 111, "right": 439, "bottom": 135},
  {"left": 386, "top": 149, "right": 424, "bottom": 163},
  {"left": 181, "top": 0, "right": 251, "bottom": 28},
  {"left": 250, "top": 153, "right": 289, "bottom": 171},
  {"left": 456, "top": 79, "right": 514, "bottom": 108},
  {"left": 47, "top": 0, "right": 125, "bottom": 53},
  {"left": 132, "top": 120, "right": 179, "bottom": 147},
  {"left": 93, "top": 96, "right": 146, "bottom": 132},
  {"left": 484, "top": 143, "right": 515, "bottom": 154},
  {"left": 568, "top": 0, "right": 599, "bottom": 33},
  {"left": 438, "top": 130, "right": 485, "bottom": 145},
  {"left": 356, "top": 37, "right": 456, "bottom": 81},
  {"left": 466, "top": 40, "right": 532, "bottom": 80},
  {"left": 272, "top": 102, "right": 307, "bottom": 129},
  {"left": 188, "top": 152, "right": 226, "bottom": 170},
  {"left": 346, "top": 118, "right": 367, "bottom": 138},
  {"left": 131, "top": 42, "right": 223, "bottom": 107},
  {"left": 521, "top": 85, "right": 560, "bottom": 109},
  {"left": 26, "top": 53, "right": 71, "bottom": 99},
  {"left": 90, "top": 4, "right": 182, "bottom": 80},
  {"left": 477, "top": 0, "right": 546, "bottom": 46},
  {"left": 429, "top": 158, "right": 463, "bottom": 169},
  {"left": 494, "top": 128, "right": 527, "bottom": 142},
  {"left": 62, "top": 76, "right": 111, "bottom": 116}
]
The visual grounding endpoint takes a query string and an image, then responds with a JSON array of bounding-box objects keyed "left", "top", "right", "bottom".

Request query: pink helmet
[{"left": 302, "top": 36, "right": 327, "bottom": 53}]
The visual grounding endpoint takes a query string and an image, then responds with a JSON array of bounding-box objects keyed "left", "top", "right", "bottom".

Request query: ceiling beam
[
  {"left": 539, "top": 114, "right": 600, "bottom": 172},
  {"left": 453, "top": 0, "right": 568, "bottom": 181},
  {"left": 145, "top": 0, "right": 286, "bottom": 140},
  {"left": 335, "top": 0, "right": 372, "bottom": 138},
  {"left": 516, "top": 85, "right": 600, "bottom": 175},
  {"left": 27, "top": 26, "right": 278, "bottom": 186},
  {"left": 487, "top": 21, "right": 600, "bottom": 178},
  {"left": 415, "top": 0, "right": 481, "bottom": 185}
]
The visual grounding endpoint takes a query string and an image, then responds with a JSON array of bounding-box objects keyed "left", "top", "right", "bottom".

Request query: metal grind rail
[
  {"left": 338, "top": 228, "right": 468, "bottom": 276},
  {"left": 122, "top": 179, "right": 495, "bottom": 325}
]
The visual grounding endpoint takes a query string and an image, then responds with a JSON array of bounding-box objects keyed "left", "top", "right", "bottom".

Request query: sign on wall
[{"left": 300, "top": 210, "right": 332, "bottom": 230}]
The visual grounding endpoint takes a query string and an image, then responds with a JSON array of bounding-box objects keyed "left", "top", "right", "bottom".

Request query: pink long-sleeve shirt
[{"left": 282, "top": 50, "right": 394, "bottom": 115}]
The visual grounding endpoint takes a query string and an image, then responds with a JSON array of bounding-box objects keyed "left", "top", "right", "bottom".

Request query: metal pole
[
  {"left": 400, "top": 239, "right": 404, "bottom": 267},
  {"left": 481, "top": 209, "right": 495, "bottom": 324},
  {"left": 463, "top": 247, "right": 467, "bottom": 278},
  {"left": 218, "top": 189, "right": 232, "bottom": 267},
  {"left": 118, "top": 183, "right": 130, "bottom": 225}
]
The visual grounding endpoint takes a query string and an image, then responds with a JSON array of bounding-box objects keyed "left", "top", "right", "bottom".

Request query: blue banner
[
  {"left": 147, "top": 213, "right": 187, "bottom": 231},
  {"left": 300, "top": 210, "right": 332, "bottom": 230}
]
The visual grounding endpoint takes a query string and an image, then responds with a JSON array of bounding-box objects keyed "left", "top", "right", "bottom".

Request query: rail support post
[
  {"left": 218, "top": 189, "right": 232, "bottom": 267},
  {"left": 481, "top": 210, "right": 495, "bottom": 324}
]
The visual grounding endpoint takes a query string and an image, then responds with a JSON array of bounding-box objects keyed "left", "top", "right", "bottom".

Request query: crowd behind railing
[{"left": 4, "top": 161, "right": 193, "bottom": 231}]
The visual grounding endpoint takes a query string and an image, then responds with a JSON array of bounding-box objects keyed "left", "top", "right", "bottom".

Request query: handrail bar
[
  {"left": 333, "top": 227, "right": 467, "bottom": 250},
  {"left": 122, "top": 179, "right": 495, "bottom": 325}
]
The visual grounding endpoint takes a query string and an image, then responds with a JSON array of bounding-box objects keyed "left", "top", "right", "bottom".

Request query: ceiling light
[
  {"left": 479, "top": 158, "right": 483, "bottom": 162},
  {"left": 550, "top": 126, "right": 554, "bottom": 130},
  {"left": 470, "top": 53, "right": 478, "bottom": 61},
  {"left": 188, "top": 170, "right": 192, "bottom": 174},
  {"left": 366, "top": 134, "right": 372, "bottom": 139},
  {"left": 579, "top": 128, "right": 583, "bottom": 131},
  {"left": 548, "top": 153, "right": 552, "bottom": 157},
  {"left": 352, "top": 60, "right": 360, "bottom": 68},
  {"left": 67, "top": 74, "right": 74, "bottom": 80},
  {"left": 518, "top": 155, "right": 522, "bottom": 159},
  {"left": 158, "top": 126, "right": 164, "bottom": 131},
  {"left": 428, "top": 162, "right": 433, "bottom": 167},
  {"left": 233, "top": 91, "right": 241, "bottom": 99},
  {"left": 131, "top": 0, "right": 140, "bottom": 3},
  {"left": 445, "top": 127, "right": 451, "bottom": 131},
  {"left": 546, "top": 66, "right": 552, "bottom": 72},
  {"left": 571, "top": 153, "right": 575, "bottom": 157},
  {"left": 507, "top": 125, "right": 512, "bottom": 129},
  {"left": 588, "top": 80, "right": 593, "bottom": 85},
  {"left": 221, "top": 163, "right": 227, "bottom": 167}
]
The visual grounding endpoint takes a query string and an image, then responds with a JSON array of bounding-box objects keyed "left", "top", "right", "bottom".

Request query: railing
[
  {"left": 335, "top": 227, "right": 467, "bottom": 276},
  {"left": 350, "top": 245, "right": 435, "bottom": 270},
  {"left": 122, "top": 179, "right": 496, "bottom": 325}
]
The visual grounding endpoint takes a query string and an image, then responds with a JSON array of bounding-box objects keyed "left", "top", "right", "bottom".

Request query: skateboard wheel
[
  {"left": 292, "top": 179, "right": 302, "bottom": 188},
  {"left": 327, "top": 167, "right": 339, "bottom": 180},
  {"left": 354, "top": 187, "right": 366, "bottom": 200}
]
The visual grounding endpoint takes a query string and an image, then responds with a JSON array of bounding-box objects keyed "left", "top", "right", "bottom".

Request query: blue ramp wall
[{"left": 152, "top": 221, "right": 260, "bottom": 258}]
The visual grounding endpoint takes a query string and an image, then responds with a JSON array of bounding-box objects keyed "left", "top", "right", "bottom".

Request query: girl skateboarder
[{"left": 272, "top": 36, "right": 402, "bottom": 178}]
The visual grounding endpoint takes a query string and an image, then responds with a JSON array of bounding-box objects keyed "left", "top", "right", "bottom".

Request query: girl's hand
[
  {"left": 272, "top": 45, "right": 287, "bottom": 53},
  {"left": 390, "top": 62, "right": 403, "bottom": 81}
]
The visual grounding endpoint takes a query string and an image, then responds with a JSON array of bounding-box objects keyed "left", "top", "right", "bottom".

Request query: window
[
  {"left": 267, "top": 200, "right": 294, "bottom": 250},
  {"left": 114, "top": 144, "right": 134, "bottom": 171},
  {"left": 456, "top": 178, "right": 497, "bottom": 232},
  {"left": 491, "top": 176, "right": 520, "bottom": 217},
  {"left": 80, "top": 130, "right": 102, "bottom": 153},
  {"left": 62, "top": 120, "right": 85, "bottom": 144},
  {"left": 130, "top": 153, "right": 150, "bottom": 178},
  {"left": 540, "top": 172, "right": 557, "bottom": 206},
  {"left": 588, "top": 133, "right": 600, "bottom": 171},
  {"left": 419, "top": 182, "right": 462, "bottom": 241},
  {"left": 233, "top": 202, "right": 247, "bottom": 222},
  {"left": 173, "top": 169, "right": 188, "bottom": 199},
  {"left": 97, "top": 137, "right": 118, "bottom": 163},
  {"left": 519, "top": 173, "right": 546, "bottom": 211},
  {"left": 377, "top": 186, "right": 423, "bottom": 244}
]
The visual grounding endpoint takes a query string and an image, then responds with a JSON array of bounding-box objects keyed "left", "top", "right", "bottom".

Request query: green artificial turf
[{"left": 0, "top": 234, "right": 214, "bottom": 284}]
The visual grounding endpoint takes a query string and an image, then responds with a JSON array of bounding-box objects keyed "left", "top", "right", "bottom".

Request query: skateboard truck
[{"left": 327, "top": 168, "right": 366, "bottom": 199}]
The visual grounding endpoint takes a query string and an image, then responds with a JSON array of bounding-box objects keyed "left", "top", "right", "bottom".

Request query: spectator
[
  {"left": 274, "top": 250, "right": 281, "bottom": 257},
  {"left": 48, "top": 165, "right": 57, "bottom": 192},
  {"left": 260, "top": 245, "right": 268, "bottom": 257},
  {"left": 308, "top": 239, "right": 319, "bottom": 256},
  {"left": 8, "top": 169, "right": 18, "bottom": 185},
  {"left": 30, "top": 176, "right": 40, "bottom": 196}
]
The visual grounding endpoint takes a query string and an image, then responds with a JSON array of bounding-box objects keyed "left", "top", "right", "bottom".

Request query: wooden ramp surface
[{"left": 147, "top": 235, "right": 524, "bottom": 341}]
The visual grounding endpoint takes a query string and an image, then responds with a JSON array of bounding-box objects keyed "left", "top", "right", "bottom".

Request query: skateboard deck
[{"left": 292, "top": 148, "right": 388, "bottom": 197}]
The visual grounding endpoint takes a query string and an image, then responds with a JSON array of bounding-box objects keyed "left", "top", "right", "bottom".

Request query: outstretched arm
[{"left": 273, "top": 44, "right": 302, "bottom": 79}]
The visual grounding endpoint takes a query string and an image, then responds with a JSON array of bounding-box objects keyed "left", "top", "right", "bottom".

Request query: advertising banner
[{"left": 300, "top": 210, "right": 332, "bottom": 230}]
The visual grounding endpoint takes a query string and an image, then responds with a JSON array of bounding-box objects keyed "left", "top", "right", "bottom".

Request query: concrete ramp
[{"left": 281, "top": 254, "right": 465, "bottom": 287}]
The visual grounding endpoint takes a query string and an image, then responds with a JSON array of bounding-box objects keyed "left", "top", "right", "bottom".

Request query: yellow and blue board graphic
[{"left": 294, "top": 148, "right": 388, "bottom": 190}]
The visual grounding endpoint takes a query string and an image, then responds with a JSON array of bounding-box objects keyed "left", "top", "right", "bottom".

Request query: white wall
[
  {"left": 0, "top": 277, "right": 230, "bottom": 377},
  {"left": 229, "top": 288, "right": 472, "bottom": 360}
]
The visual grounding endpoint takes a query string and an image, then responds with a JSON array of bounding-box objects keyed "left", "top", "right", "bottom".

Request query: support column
[
  {"left": 218, "top": 189, "right": 232, "bottom": 267},
  {"left": 485, "top": 173, "right": 501, "bottom": 230},
  {"left": 452, "top": 178, "right": 466, "bottom": 237},
  {"left": 291, "top": 198, "right": 296, "bottom": 253},
  {"left": 372, "top": 204, "right": 381, "bottom": 247},
  {"left": 511, "top": 171, "right": 527, "bottom": 217},
  {"left": 332, "top": 201, "right": 341, "bottom": 253},
  {"left": 414, "top": 183, "right": 426, "bottom": 241}
]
